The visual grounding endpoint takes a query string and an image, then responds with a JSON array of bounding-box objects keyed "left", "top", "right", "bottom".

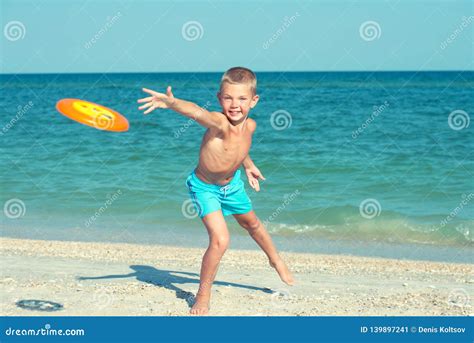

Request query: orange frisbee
[{"left": 56, "top": 98, "right": 129, "bottom": 132}]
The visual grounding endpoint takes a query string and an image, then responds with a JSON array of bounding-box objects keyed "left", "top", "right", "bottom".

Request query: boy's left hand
[{"left": 245, "top": 165, "right": 266, "bottom": 192}]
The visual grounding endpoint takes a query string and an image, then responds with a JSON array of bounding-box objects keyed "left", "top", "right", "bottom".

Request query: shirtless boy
[{"left": 137, "top": 67, "right": 294, "bottom": 315}]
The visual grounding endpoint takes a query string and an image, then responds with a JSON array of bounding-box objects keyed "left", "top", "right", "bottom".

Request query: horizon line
[{"left": 1, "top": 69, "right": 473, "bottom": 76}]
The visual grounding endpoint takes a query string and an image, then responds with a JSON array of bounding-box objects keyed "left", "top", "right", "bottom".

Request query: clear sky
[{"left": 1, "top": 0, "right": 472, "bottom": 73}]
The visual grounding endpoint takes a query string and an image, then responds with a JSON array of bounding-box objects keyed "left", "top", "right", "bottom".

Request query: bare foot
[
  {"left": 190, "top": 292, "right": 210, "bottom": 315},
  {"left": 270, "top": 258, "right": 295, "bottom": 285}
]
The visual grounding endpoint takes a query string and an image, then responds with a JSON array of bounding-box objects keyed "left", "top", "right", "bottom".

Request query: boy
[{"left": 137, "top": 67, "right": 294, "bottom": 315}]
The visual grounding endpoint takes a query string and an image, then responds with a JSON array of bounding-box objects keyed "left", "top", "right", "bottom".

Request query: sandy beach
[{"left": 0, "top": 237, "right": 472, "bottom": 316}]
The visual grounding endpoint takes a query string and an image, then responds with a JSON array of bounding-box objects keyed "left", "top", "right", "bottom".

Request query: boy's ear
[
  {"left": 216, "top": 92, "right": 221, "bottom": 100},
  {"left": 250, "top": 94, "right": 259, "bottom": 108}
]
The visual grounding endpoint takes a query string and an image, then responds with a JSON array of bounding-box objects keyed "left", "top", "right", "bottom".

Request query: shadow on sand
[{"left": 78, "top": 265, "right": 272, "bottom": 308}]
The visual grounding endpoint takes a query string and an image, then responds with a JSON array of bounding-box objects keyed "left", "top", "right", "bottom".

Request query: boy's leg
[
  {"left": 233, "top": 210, "right": 294, "bottom": 285},
  {"left": 191, "top": 210, "right": 230, "bottom": 315}
]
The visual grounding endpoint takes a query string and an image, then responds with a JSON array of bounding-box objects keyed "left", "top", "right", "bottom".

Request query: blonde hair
[{"left": 220, "top": 67, "right": 257, "bottom": 95}]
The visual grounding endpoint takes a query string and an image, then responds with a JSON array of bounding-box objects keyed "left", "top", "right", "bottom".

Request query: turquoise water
[{"left": 1, "top": 72, "right": 473, "bottom": 255}]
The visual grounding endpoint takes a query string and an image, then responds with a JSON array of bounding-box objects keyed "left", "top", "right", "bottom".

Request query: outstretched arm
[
  {"left": 243, "top": 155, "right": 266, "bottom": 192},
  {"left": 137, "top": 87, "right": 226, "bottom": 131},
  {"left": 77, "top": 272, "right": 136, "bottom": 281}
]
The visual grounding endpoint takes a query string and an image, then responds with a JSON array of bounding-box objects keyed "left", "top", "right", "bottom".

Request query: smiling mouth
[{"left": 229, "top": 111, "right": 241, "bottom": 115}]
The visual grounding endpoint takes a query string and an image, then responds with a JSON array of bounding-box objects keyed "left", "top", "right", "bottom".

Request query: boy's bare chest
[
  {"left": 203, "top": 130, "right": 252, "bottom": 158},
  {"left": 222, "top": 132, "right": 251, "bottom": 152}
]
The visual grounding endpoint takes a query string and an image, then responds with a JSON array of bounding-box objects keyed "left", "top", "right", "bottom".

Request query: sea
[{"left": 1, "top": 71, "right": 473, "bottom": 263}]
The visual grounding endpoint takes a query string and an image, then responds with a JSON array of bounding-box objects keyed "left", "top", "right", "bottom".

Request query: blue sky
[{"left": 1, "top": 0, "right": 472, "bottom": 73}]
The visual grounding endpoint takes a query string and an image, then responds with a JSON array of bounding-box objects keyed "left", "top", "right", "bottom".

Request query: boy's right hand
[{"left": 137, "top": 86, "right": 176, "bottom": 114}]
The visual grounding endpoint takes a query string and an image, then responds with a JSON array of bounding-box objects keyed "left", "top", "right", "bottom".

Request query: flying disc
[{"left": 56, "top": 98, "right": 129, "bottom": 132}]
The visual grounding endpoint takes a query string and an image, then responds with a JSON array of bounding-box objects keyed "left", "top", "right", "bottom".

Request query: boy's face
[{"left": 218, "top": 83, "right": 259, "bottom": 123}]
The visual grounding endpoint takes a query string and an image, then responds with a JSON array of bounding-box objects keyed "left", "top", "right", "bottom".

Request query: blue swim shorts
[{"left": 185, "top": 169, "right": 252, "bottom": 219}]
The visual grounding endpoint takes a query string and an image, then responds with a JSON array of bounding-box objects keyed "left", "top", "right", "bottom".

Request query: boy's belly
[
  {"left": 195, "top": 163, "right": 241, "bottom": 185},
  {"left": 196, "top": 150, "right": 246, "bottom": 185},
  {"left": 196, "top": 132, "right": 251, "bottom": 185}
]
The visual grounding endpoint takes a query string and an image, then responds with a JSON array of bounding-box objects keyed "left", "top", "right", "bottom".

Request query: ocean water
[{"left": 1, "top": 71, "right": 473, "bottom": 260}]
